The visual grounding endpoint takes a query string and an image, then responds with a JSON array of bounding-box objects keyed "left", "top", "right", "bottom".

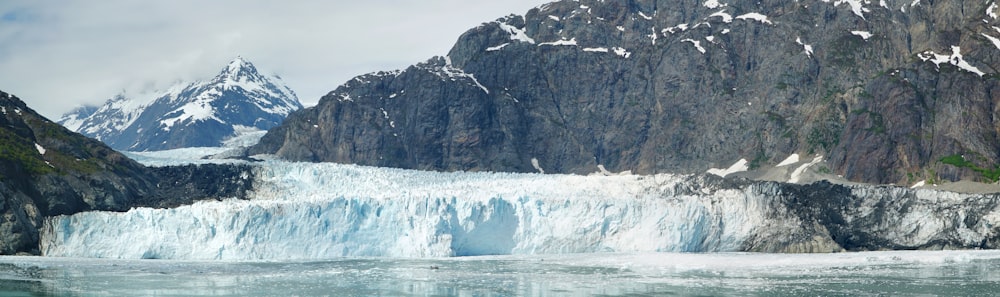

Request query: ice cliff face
[
  {"left": 41, "top": 161, "right": 1000, "bottom": 260},
  {"left": 59, "top": 57, "right": 302, "bottom": 151},
  {"left": 251, "top": 0, "right": 1000, "bottom": 186}
]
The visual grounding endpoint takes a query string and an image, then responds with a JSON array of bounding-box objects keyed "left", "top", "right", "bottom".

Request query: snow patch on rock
[
  {"left": 710, "top": 10, "right": 733, "bottom": 23},
  {"left": 613, "top": 47, "right": 632, "bottom": 58},
  {"left": 796, "top": 38, "right": 814, "bottom": 57},
  {"left": 851, "top": 31, "right": 874, "bottom": 40},
  {"left": 735, "top": 13, "right": 772, "bottom": 25},
  {"left": 487, "top": 43, "right": 510, "bottom": 52},
  {"left": 790, "top": 156, "right": 824, "bottom": 183},
  {"left": 777, "top": 154, "right": 801, "bottom": 167},
  {"left": 497, "top": 21, "right": 535, "bottom": 44},
  {"left": 531, "top": 158, "right": 545, "bottom": 174},
  {"left": 918, "top": 46, "right": 986, "bottom": 77},
  {"left": 682, "top": 39, "right": 707, "bottom": 54},
  {"left": 707, "top": 159, "right": 749, "bottom": 177},
  {"left": 539, "top": 38, "right": 578, "bottom": 46}
]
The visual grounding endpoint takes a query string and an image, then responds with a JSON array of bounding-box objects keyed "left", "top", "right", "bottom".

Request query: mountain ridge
[{"left": 250, "top": 0, "right": 1000, "bottom": 186}]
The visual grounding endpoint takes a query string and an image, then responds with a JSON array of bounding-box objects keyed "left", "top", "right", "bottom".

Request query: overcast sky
[{"left": 0, "top": 1, "right": 549, "bottom": 119}]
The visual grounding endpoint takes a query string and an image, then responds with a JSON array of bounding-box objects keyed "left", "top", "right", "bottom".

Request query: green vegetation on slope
[
  {"left": 939, "top": 154, "right": 1000, "bottom": 183},
  {"left": 0, "top": 128, "right": 54, "bottom": 177}
]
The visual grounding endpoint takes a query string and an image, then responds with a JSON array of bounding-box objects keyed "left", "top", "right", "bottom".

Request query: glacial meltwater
[{"left": 3, "top": 251, "right": 1000, "bottom": 296}]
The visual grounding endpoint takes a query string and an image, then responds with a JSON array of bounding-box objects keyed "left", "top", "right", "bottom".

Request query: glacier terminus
[{"left": 40, "top": 153, "right": 1000, "bottom": 260}]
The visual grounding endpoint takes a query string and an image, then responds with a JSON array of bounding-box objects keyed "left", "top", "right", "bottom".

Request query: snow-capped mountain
[{"left": 59, "top": 57, "right": 302, "bottom": 151}]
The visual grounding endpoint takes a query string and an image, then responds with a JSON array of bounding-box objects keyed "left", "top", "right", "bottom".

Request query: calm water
[{"left": 2, "top": 251, "right": 1000, "bottom": 296}]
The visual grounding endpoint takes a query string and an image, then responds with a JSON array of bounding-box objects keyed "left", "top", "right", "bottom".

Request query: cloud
[{"left": 0, "top": 0, "right": 549, "bottom": 119}]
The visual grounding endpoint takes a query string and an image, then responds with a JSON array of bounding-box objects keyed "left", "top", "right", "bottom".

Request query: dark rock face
[
  {"left": 769, "top": 180, "right": 1000, "bottom": 252},
  {"left": 252, "top": 0, "right": 1000, "bottom": 185},
  {"left": 142, "top": 164, "right": 254, "bottom": 209},
  {"left": 59, "top": 57, "right": 302, "bottom": 152},
  {"left": 671, "top": 175, "right": 1000, "bottom": 253},
  {"left": 0, "top": 91, "right": 253, "bottom": 255}
]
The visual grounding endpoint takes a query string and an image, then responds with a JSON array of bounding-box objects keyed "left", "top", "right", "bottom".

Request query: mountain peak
[
  {"left": 222, "top": 56, "right": 260, "bottom": 79},
  {"left": 59, "top": 57, "right": 302, "bottom": 151}
]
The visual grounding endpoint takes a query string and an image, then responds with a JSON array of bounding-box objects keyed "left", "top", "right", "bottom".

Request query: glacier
[
  {"left": 40, "top": 158, "right": 1000, "bottom": 260},
  {"left": 41, "top": 161, "right": 781, "bottom": 259}
]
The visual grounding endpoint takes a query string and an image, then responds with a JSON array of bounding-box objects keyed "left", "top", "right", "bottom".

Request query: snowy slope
[
  {"left": 57, "top": 87, "right": 183, "bottom": 142},
  {"left": 56, "top": 105, "right": 97, "bottom": 132},
  {"left": 58, "top": 57, "right": 302, "bottom": 151},
  {"left": 156, "top": 57, "right": 300, "bottom": 132}
]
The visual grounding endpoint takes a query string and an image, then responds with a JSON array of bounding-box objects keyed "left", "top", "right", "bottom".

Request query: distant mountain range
[
  {"left": 250, "top": 0, "right": 1000, "bottom": 186},
  {"left": 59, "top": 57, "right": 302, "bottom": 151}
]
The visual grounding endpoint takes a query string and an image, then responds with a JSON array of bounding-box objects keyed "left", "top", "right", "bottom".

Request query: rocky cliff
[
  {"left": 251, "top": 0, "right": 1000, "bottom": 186},
  {"left": 0, "top": 91, "right": 254, "bottom": 255}
]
